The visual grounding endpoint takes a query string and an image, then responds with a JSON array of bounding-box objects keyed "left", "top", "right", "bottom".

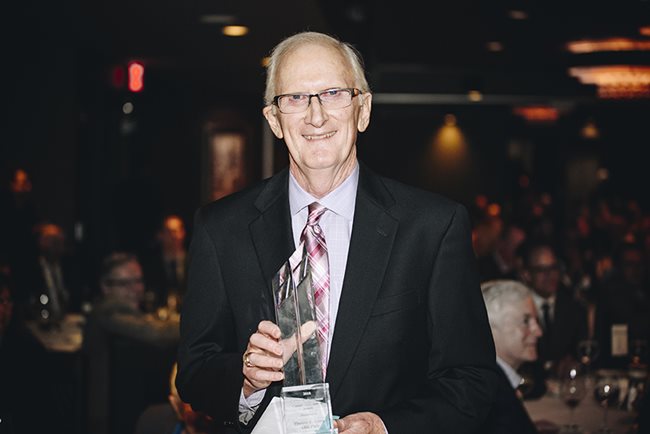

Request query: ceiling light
[
  {"left": 508, "top": 10, "right": 528, "bottom": 20},
  {"left": 486, "top": 41, "right": 504, "bottom": 52},
  {"left": 566, "top": 38, "right": 650, "bottom": 53},
  {"left": 513, "top": 106, "right": 559, "bottom": 123},
  {"left": 569, "top": 66, "right": 650, "bottom": 98},
  {"left": 467, "top": 90, "right": 482, "bottom": 102},
  {"left": 640, "top": 26, "right": 650, "bottom": 37},
  {"left": 581, "top": 119, "right": 600, "bottom": 139},
  {"left": 222, "top": 25, "right": 249, "bottom": 37}
]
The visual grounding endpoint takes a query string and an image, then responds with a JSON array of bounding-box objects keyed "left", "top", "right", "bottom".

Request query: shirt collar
[
  {"left": 289, "top": 163, "right": 359, "bottom": 221},
  {"left": 497, "top": 356, "right": 523, "bottom": 389},
  {"left": 531, "top": 290, "right": 555, "bottom": 311}
]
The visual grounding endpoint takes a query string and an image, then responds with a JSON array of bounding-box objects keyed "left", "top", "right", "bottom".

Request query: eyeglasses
[
  {"left": 530, "top": 263, "right": 560, "bottom": 274},
  {"left": 272, "top": 88, "right": 362, "bottom": 114},
  {"left": 105, "top": 277, "right": 144, "bottom": 287}
]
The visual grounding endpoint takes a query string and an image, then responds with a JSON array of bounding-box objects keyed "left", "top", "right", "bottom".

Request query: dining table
[{"left": 524, "top": 374, "right": 640, "bottom": 434}]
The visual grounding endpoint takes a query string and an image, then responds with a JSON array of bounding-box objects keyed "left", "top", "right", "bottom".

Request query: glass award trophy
[{"left": 272, "top": 244, "right": 336, "bottom": 434}]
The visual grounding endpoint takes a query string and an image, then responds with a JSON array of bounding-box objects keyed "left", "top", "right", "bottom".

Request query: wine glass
[
  {"left": 629, "top": 339, "right": 648, "bottom": 367},
  {"left": 593, "top": 373, "right": 621, "bottom": 434},
  {"left": 577, "top": 339, "right": 599, "bottom": 371},
  {"left": 560, "top": 365, "right": 586, "bottom": 433}
]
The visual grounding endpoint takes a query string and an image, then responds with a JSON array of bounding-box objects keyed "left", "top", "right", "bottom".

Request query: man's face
[
  {"left": 160, "top": 216, "right": 186, "bottom": 252},
  {"left": 263, "top": 43, "right": 371, "bottom": 180},
  {"left": 528, "top": 247, "right": 560, "bottom": 298},
  {"left": 493, "top": 297, "right": 542, "bottom": 369},
  {"left": 38, "top": 224, "right": 65, "bottom": 260},
  {"left": 102, "top": 261, "right": 145, "bottom": 309}
]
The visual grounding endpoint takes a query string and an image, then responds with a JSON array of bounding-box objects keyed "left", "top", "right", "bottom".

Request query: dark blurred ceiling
[{"left": 6, "top": 0, "right": 650, "bottom": 101}]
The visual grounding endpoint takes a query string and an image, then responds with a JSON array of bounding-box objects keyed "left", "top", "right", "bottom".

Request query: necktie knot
[{"left": 306, "top": 202, "right": 327, "bottom": 226}]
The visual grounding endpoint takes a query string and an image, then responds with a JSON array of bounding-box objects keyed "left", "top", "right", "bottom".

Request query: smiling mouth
[{"left": 304, "top": 131, "right": 335, "bottom": 140}]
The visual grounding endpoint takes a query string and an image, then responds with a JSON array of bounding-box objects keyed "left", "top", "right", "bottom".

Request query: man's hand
[
  {"left": 335, "top": 412, "right": 386, "bottom": 434},
  {"left": 242, "top": 320, "right": 284, "bottom": 397},
  {"left": 242, "top": 320, "right": 319, "bottom": 397}
]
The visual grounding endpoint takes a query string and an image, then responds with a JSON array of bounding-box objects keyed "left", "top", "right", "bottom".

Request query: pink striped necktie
[{"left": 300, "top": 202, "right": 330, "bottom": 376}]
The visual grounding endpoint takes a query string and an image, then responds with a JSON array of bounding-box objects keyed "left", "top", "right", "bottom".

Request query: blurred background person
[
  {"left": 134, "top": 363, "right": 216, "bottom": 434},
  {"left": 141, "top": 214, "right": 188, "bottom": 311},
  {"left": 83, "top": 252, "right": 180, "bottom": 434},
  {"left": 595, "top": 240, "right": 649, "bottom": 368},
  {"left": 12, "top": 222, "right": 82, "bottom": 321},
  {"left": 0, "top": 168, "right": 39, "bottom": 282},
  {"left": 481, "top": 279, "right": 542, "bottom": 434},
  {"left": 477, "top": 220, "right": 527, "bottom": 283},
  {"left": 518, "top": 241, "right": 588, "bottom": 398},
  {"left": 472, "top": 215, "right": 504, "bottom": 281}
]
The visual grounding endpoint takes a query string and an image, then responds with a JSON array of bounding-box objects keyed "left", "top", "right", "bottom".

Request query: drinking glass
[
  {"left": 593, "top": 373, "right": 621, "bottom": 434},
  {"left": 577, "top": 339, "right": 599, "bottom": 371},
  {"left": 560, "top": 365, "right": 586, "bottom": 433},
  {"left": 629, "top": 339, "right": 648, "bottom": 366}
]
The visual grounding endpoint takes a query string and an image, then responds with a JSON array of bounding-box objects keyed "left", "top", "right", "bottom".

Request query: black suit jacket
[
  {"left": 176, "top": 164, "right": 498, "bottom": 433},
  {"left": 539, "top": 288, "right": 588, "bottom": 364},
  {"left": 484, "top": 365, "right": 538, "bottom": 434}
]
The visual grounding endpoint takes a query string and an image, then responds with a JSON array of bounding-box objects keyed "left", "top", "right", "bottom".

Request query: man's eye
[{"left": 289, "top": 94, "right": 306, "bottom": 101}]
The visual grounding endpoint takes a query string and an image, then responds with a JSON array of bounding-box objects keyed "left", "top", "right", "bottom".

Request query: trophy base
[{"left": 281, "top": 383, "right": 337, "bottom": 434}]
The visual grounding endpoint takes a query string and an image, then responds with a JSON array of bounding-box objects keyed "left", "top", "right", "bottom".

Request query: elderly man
[
  {"left": 481, "top": 279, "right": 542, "bottom": 434},
  {"left": 177, "top": 31, "right": 497, "bottom": 434}
]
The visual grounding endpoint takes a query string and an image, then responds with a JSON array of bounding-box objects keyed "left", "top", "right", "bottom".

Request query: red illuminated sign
[{"left": 128, "top": 61, "right": 145, "bottom": 92}]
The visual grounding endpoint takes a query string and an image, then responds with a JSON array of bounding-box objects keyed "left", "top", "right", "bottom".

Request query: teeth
[{"left": 305, "top": 131, "right": 335, "bottom": 140}]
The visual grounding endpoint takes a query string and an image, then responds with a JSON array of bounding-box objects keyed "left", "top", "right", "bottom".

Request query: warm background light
[
  {"left": 566, "top": 38, "right": 650, "bottom": 53},
  {"left": 432, "top": 114, "right": 468, "bottom": 162},
  {"left": 513, "top": 106, "right": 559, "bottom": 123},
  {"left": 569, "top": 65, "right": 650, "bottom": 98},
  {"left": 222, "top": 25, "right": 249, "bottom": 37}
]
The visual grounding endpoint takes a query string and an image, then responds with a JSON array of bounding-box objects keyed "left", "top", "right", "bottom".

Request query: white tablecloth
[{"left": 525, "top": 393, "right": 637, "bottom": 434}]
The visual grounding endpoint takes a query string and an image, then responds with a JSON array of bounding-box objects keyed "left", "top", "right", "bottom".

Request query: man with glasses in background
[
  {"left": 519, "top": 241, "right": 588, "bottom": 398},
  {"left": 177, "top": 31, "right": 497, "bottom": 433},
  {"left": 84, "top": 252, "right": 180, "bottom": 434}
]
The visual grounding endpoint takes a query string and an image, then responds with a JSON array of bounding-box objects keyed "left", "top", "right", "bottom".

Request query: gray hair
[
  {"left": 481, "top": 279, "right": 532, "bottom": 328},
  {"left": 263, "top": 31, "right": 371, "bottom": 106}
]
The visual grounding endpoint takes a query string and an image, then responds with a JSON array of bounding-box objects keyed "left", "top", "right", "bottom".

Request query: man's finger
[{"left": 258, "top": 320, "right": 282, "bottom": 339}]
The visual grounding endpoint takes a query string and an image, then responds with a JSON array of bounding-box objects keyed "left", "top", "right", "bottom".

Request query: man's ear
[
  {"left": 357, "top": 93, "right": 372, "bottom": 132},
  {"left": 263, "top": 105, "right": 284, "bottom": 139}
]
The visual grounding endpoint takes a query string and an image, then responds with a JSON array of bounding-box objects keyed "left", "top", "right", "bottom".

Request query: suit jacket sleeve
[{"left": 175, "top": 207, "right": 245, "bottom": 429}]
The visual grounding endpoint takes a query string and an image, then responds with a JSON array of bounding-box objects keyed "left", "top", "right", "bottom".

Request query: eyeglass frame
[
  {"left": 104, "top": 277, "right": 144, "bottom": 287},
  {"left": 271, "top": 87, "right": 363, "bottom": 114}
]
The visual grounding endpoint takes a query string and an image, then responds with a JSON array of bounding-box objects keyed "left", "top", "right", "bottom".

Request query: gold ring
[{"left": 243, "top": 351, "right": 254, "bottom": 368}]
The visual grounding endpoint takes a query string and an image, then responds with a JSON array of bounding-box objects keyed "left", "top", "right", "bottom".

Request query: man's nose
[{"left": 305, "top": 95, "right": 328, "bottom": 126}]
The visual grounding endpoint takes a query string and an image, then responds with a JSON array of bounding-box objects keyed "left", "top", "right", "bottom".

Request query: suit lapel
[
  {"left": 327, "top": 166, "right": 398, "bottom": 399},
  {"left": 249, "top": 169, "right": 295, "bottom": 319}
]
